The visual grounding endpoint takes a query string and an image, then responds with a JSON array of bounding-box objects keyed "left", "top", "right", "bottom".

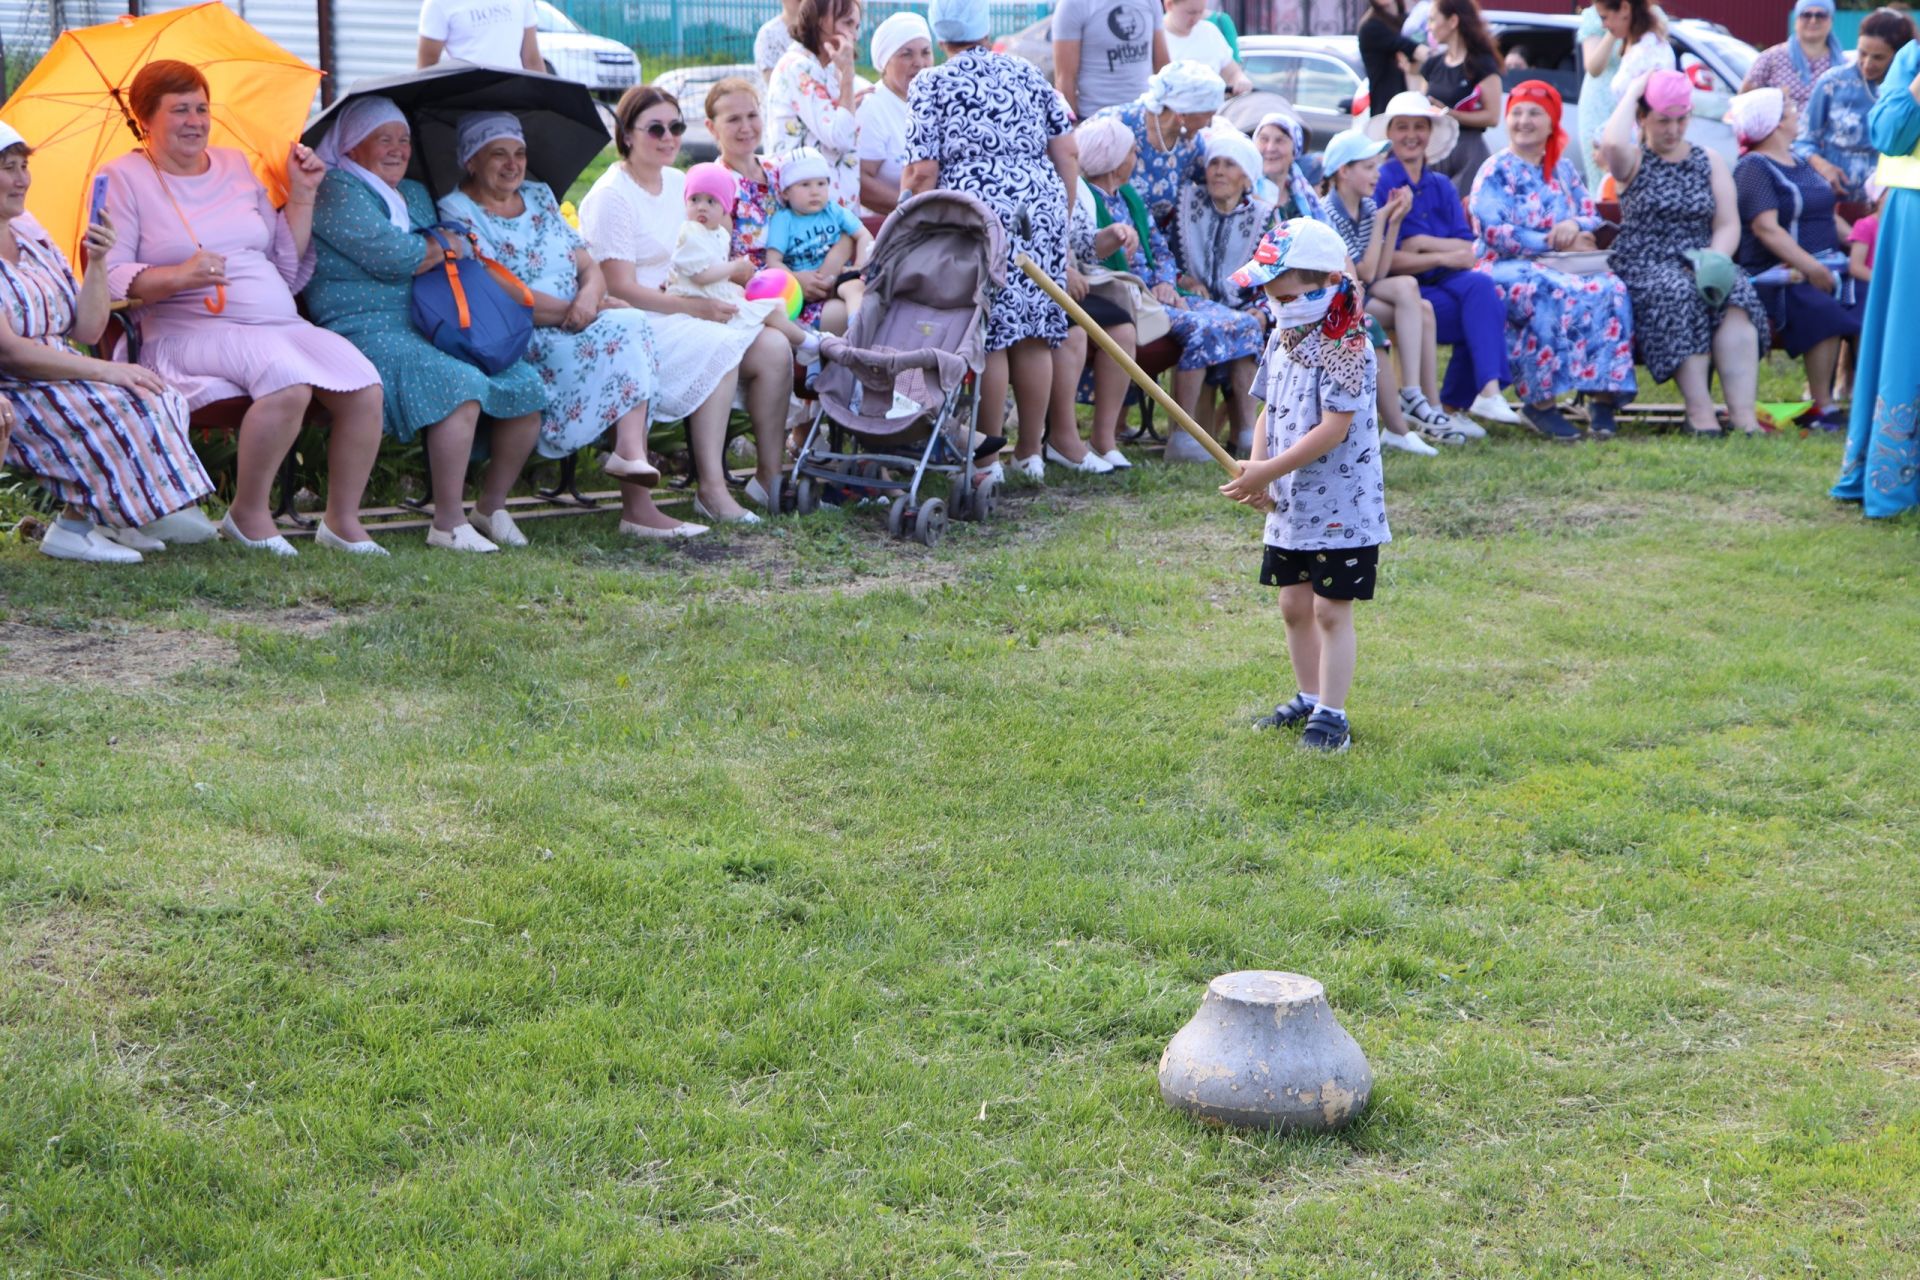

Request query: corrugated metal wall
[
  {"left": 329, "top": 0, "right": 421, "bottom": 95},
  {"left": 143, "top": 0, "right": 322, "bottom": 71}
]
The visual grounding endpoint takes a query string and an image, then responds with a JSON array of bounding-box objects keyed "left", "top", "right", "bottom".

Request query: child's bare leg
[
  {"left": 1312, "top": 595, "right": 1356, "bottom": 711},
  {"left": 1279, "top": 584, "right": 1320, "bottom": 697},
  {"left": 763, "top": 311, "right": 811, "bottom": 349}
]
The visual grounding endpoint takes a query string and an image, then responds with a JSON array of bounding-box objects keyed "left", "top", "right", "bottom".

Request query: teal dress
[
  {"left": 1831, "top": 39, "right": 1920, "bottom": 519},
  {"left": 437, "top": 182, "right": 658, "bottom": 460},
  {"left": 304, "top": 171, "right": 543, "bottom": 445}
]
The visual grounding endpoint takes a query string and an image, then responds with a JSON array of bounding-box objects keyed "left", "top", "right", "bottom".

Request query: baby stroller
[{"left": 788, "top": 190, "right": 1004, "bottom": 547}]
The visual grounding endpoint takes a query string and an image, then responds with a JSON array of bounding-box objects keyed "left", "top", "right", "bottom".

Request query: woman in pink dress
[{"left": 102, "top": 60, "right": 387, "bottom": 556}]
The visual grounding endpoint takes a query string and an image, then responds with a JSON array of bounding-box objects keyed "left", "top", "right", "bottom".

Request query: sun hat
[
  {"left": 1230, "top": 216, "right": 1349, "bottom": 289},
  {"left": 871, "top": 12, "right": 932, "bottom": 70},
  {"left": 1321, "top": 129, "right": 1389, "bottom": 176},
  {"left": 684, "top": 161, "right": 739, "bottom": 215},
  {"left": 1364, "top": 90, "right": 1459, "bottom": 163}
]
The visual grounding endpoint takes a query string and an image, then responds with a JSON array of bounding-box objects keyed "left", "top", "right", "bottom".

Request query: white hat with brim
[{"left": 1365, "top": 90, "right": 1459, "bottom": 164}]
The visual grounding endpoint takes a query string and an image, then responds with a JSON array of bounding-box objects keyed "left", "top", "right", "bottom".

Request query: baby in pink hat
[{"left": 671, "top": 162, "right": 818, "bottom": 355}]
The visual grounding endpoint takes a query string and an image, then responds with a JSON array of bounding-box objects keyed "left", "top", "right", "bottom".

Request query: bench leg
[
  {"left": 274, "top": 446, "right": 316, "bottom": 530},
  {"left": 537, "top": 452, "right": 598, "bottom": 508}
]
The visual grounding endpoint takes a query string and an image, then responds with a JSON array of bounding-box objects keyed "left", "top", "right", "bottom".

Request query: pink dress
[{"left": 102, "top": 148, "right": 378, "bottom": 409}]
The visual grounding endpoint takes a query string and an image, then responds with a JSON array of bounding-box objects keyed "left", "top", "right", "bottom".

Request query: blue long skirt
[{"left": 1831, "top": 187, "right": 1920, "bottom": 518}]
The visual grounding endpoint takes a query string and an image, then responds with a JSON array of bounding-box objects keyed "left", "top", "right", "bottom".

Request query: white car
[{"left": 535, "top": 1, "right": 642, "bottom": 99}]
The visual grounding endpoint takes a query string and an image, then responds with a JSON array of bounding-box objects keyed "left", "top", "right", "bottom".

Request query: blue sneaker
[
  {"left": 1521, "top": 404, "right": 1583, "bottom": 443},
  {"left": 1255, "top": 693, "right": 1316, "bottom": 731},
  {"left": 1300, "top": 708, "right": 1351, "bottom": 753}
]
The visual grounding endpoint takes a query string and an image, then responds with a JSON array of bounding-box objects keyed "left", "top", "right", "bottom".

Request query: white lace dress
[
  {"left": 668, "top": 220, "right": 781, "bottom": 333},
  {"left": 578, "top": 165, "right": 762, "bottom": 420}
]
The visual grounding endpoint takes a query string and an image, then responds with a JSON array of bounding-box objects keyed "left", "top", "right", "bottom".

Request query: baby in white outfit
[{"left": 670, "top": 162, "right": 817, "bottom": 358}]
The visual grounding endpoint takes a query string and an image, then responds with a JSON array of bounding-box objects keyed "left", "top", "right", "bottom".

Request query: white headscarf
[
  {"left": 871, "top": 12, "right": 932, "bottom": 74},
  {"left": 317, "top": 96, "right": 412, "bottom": 230},
  {"left": 456, "top": 111, "right": 524, "bottom": 171},
  {"left": 1141, "top": 60, "right": 1226, "bottom": 115},
  {"left": 1726, "top": 87, "right": 1786, "bottom": 152},
  {"left": 1202, "top": 127, "right": 1262, "bottom": 193},
  {"left": 1075, "top": 115, "right": 1136, "bottom": 178},
  {"left": 0, "top": 121, "right": 24, "bottom": 153}
]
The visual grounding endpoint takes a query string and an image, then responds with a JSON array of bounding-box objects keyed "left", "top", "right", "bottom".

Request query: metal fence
[{"left": 553, "top": 0, "right": 1052, "bottom": 63}]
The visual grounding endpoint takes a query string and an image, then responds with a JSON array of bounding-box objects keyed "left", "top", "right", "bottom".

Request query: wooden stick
[{"left": 1014, "top": 253, "right": 1240, "bottom": 477}]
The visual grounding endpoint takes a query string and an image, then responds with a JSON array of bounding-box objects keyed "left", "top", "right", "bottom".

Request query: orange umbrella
[{"left": 0, "top": 2, "right": 320, "bottom": 270}]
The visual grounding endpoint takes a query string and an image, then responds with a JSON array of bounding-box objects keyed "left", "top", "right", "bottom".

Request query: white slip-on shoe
[
  {"left": 1097, "top": 448, "right": 1132, "bottom": 470},
  {"left": 1381, "top": 429, "right": 1438, "bottom": 456},
  {"left": 1162, "top": 429, "right": 1216, "bottom": 463},
  {"left": 217, "top": 511, "right": 298, "bottom": 556},
  {"left": 40, "top": 522, "right": 142, "bottom": 563},
  {"left": 426, "top": 522, "right": 498, "bottom": 553},
  {"left": 975, "top": 460, "right": 1006, "bottom": 485},
  {"left": 619, "top": 519, "right": 708, "bottom": 539},
  {"left": 1469, "top": 392, "right": 1522, "bottom": 425},
  {"left": 744, "top": 475, "right": 781, "bottom": 511},
  {"left": 1010, "top": 453, "right": 1046, "bottom": 481},
  {"left": 99, "top": 524, "right": 167, "bottom": 552},
  {"left": 314, "top": 520, "right": 389, "bottom": 556},
  {"left": 473, "top": 506, "right": 528, "bottom": 548},
  {"left": 1043, "top": 442, "right": 1113, "bottom": 473},
  {"left": 602, "top": 452, "right": 660, "bottom": 486},
  {"left": 692, "top": 496, "right": 762, "bottom": 525},
  {"left": 141, "top": 506, "right": 219, "bottom": 545}
]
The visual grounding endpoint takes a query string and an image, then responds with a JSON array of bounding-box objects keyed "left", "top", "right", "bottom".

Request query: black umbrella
[{"left": 302, "top": 62, "right": 610, "bottom": 199}]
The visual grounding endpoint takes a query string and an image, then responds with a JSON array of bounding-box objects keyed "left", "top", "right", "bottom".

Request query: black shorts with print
[{"left": 1260, "top": 544, "right": 1382, "bottom": 601}]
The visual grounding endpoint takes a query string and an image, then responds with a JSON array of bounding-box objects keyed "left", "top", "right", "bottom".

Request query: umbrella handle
[{"left": 204, "top": 282, "right": 226, "bottom": 315}]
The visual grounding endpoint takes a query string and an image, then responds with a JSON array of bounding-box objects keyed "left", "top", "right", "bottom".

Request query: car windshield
[
  {"left": 1675, "top": 23, "right": 1757, "bottom": 80},
  {"left": 536, "top": 2, "right": 582, "bottom": 34}
]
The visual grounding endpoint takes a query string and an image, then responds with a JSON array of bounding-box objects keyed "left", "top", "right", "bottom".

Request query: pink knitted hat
[{"left": 683, "top": 162, "right": 739, "bottom": 216}]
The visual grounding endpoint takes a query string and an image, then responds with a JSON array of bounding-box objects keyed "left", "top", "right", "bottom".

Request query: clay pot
[{"left": 1158, "top": 970, "right": 1372, "bottom": 1133}]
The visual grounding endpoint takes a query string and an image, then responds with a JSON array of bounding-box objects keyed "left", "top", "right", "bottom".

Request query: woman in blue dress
[
  {"left": 1831, "top": 35, "right": 1920, "bottom": 518},
  {"left": 1469, "top": 81, "right": 1637, "bottom": 440},
  {"left": 1096, "top": 60, "right": 1226, "bottom": 223},
  {"left": 438, "top": 113, "right": 684, "bottom": 539},
  {"left": 1795, "top": 8, "right": 1915, "bottom": 202}
]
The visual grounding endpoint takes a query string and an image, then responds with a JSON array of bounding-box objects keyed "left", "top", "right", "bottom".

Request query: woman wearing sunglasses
[{"left": 578, "top": 85, "right": 793, "bottom": 526}]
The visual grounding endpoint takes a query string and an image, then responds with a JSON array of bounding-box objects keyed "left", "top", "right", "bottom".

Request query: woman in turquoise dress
[
  {"left": 1470, "top": 82, "right": 1637, "bottom": 438},
  {"left": 438, "top": 113, "right": 687, "bottom": 538},
  {"left": 1831, "top": 38, "right": 1920, "bottom": 518},
  {"left": 305, "top": 98, "right": 545, "bottom": 553}
]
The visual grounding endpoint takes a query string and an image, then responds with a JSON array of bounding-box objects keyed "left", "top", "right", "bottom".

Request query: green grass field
[{"left": 4, "top": 414, "right": 1919, "bottom": 1276}]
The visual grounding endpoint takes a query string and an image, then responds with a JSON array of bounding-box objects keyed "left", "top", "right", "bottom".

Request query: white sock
[
  {"left": 1297, "top": 690, "right": 1319, "bottom": 707},
  {"left": 1317, "top": 704, "right": 1346, "bottom": 720}
]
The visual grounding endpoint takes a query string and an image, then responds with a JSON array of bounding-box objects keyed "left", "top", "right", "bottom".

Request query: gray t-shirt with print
[
  {"left": 1256, "top": 334, "right": 1390, "bottom": 552},
  {"left": 1052, "top": 0, "right": 1162, "bottom": 116}
]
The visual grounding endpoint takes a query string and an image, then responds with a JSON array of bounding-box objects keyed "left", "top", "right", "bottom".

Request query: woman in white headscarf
[
  {"left": 1098, "top": 59, "right": 1228, "bottom": 221},
  {"left": 305, "top": 95, "right": 546, "bottom": 553},
  {"left": 857, "top": 12, "right": 935, "bottom": 217}
]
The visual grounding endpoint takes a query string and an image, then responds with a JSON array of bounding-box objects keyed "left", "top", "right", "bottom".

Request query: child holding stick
[{"left": 1219, "top": 218, "right": 1389, "bottom": 753}]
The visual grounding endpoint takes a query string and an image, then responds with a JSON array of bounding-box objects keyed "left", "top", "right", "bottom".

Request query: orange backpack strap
[
  {"left": 425, "top": 226, "right": 473, "bottom": 329},
  {"left": 459, "top": 228, "right": 535, "bottom": 307}
]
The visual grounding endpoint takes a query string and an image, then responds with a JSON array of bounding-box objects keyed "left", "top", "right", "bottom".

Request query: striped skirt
[{"left": 2, "top": 377, "right": 211, "bottom": 528}]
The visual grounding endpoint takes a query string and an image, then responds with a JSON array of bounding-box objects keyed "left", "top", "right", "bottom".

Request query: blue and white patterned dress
[
  {"left": 1469, "top": 150, "right": 1636, "bottom": 405},
  {"left": 438, "top": 182, "right": 658, "bottom": 460},
  {"left": 1096, "top": 101, "right": 1207, "bottom": 223},
  {"left": 1796, "top": 61, "right": 1885, "bottom": 202},
  {"left": 907, "top": 47, "right": 1072, "bottom": 351}
]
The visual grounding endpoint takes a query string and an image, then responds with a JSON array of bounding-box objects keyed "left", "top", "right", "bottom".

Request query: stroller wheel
[
  {"left": 948, "top": 472, "right": 973, "bottom": 520},
  {"left": 913, "top": 498, "right": 948, "bottom": 547},
  {"left": 886, "top": 496, "right": 908, "bottom": 539},
  {"left": 973, "top": 477, "right": 999, "bottom": 522},
  {"left": 796, "top": 478, "right": 820, "bottom": 516}
]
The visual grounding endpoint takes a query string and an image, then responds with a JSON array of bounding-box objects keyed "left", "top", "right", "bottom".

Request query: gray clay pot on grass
[{"left": 1158, "top": 970, "right": 1372, "bottom": 1133}]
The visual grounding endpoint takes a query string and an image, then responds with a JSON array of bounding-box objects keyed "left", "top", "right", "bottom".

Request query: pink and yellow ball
[{"left": 745, "top": 267, "right": 804, "bottom": 321}]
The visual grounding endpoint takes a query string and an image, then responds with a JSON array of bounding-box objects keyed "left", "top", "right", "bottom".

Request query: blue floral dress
[
  {"left": 1470, "top": 151, "right": 1637, "bottom": 404},
  {"left": 1796, "top": 62, "right": 1885, "bottom": 203},
  {"left": 438, "top": 183, "right": 658, "bottom": 461},
  {"left": 1097, "top": 101, "right": 1207, "bottom": 223}
]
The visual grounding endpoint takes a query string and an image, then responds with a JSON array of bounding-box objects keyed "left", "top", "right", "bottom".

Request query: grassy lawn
[{"left": 4, "top": 413, "right": 1919, "bottom": 1277}]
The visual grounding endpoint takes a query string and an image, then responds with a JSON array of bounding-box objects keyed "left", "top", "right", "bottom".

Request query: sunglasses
[
  {"left": 638, "top": 119, "right": 687, "bottom": 139},
  {"left": 1797, "top": 10, "right": 1830, "bottom": 19}
]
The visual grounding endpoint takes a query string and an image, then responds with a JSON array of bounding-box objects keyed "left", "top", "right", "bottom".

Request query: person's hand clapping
[
  {"left": 1548, "top": 218, "right": 1582, "bottom": 250},
  {"left": 1383, "top": 185, "right": 1413, "bottom": 221}
]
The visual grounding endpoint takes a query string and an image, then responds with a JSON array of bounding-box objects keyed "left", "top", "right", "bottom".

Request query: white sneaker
[
  {"left": 1381, "top": 429, "right": 1438, "bottom": 456},
  {"left": 426, "top": 523, "right": 498, "bottom": 552},
  {"left": 99, "top": 524, "right": 166, "bottom": 552},
  {"left": 314, "top": 520, "right": 389, "bottom": 556},
  {"left": 1010, "top": 454, "right": 1046, "bottom": 481},
  {"left": 1043, "top": 442, "right": 1113, "bottom": 473},
  {"left": 1469, "top": 392, "right": 1522, "bottom": 425},
  {"left": 473, "top": 506, "right": 528, "bottom": 548},
  {"left": 975, "top": 460, "right": 1006, "bottom": 485},
  {"left": 1163, "top": 429, "right": 1215, "bottom": 463},
  {"left": 142, "top": 506, "right": 219, "bottom": 545},
  {"left": 217, "top": 511, "right": 297, "bottom": 556},
  {"left": 1097, "top": 448, "right": 1132, "bottom": 470},
  {"left": 1445, "top": 411, "right": 1487, "bottom": 439},
  {"left": 40, "top": 522, "right": 142, "bottom": 563}
]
